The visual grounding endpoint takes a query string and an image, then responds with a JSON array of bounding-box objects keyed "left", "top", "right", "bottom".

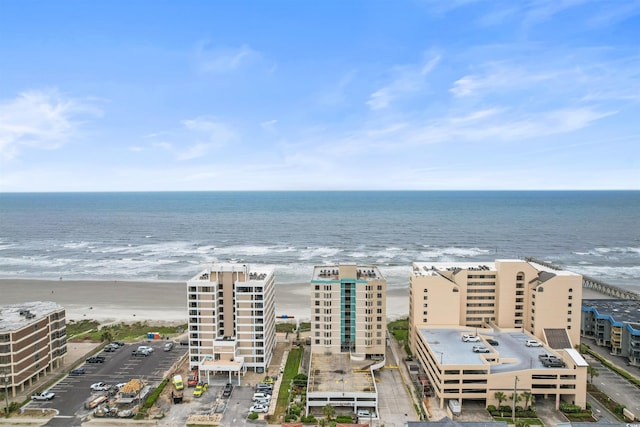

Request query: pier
[{"left": 525, "top": 257, "right": 639, "bottom": 301}]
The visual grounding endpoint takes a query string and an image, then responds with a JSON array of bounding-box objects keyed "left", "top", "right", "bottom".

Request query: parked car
[
  {"left": 462, "top": 334, "right": 480, "bottom": 342},
  {"left": 90, "top": 382, "right": 110, "bottom": 391},
  {"left": 112, "top": 341, "right": 125, "bottom": 347},
  {"left": 222, "top": 382, "right": 233, "bottom": 397},
  {"left": 31, "top": 391, "right": 55, "bottom": 401},
  {"left": 525, "top": 340, "right": 543, "bottom": 347},
  {"left": 193, "top": 383, "right": 208, "bottom": 397},
  {"left": 486, "top": 339, "right": 499, "bottom": 346},
  {"left": 86, "top": 356, "right": 106, "bottom": 363},
  {"left": 253, "top": 392, "right": 271, "bottom": 401},
  {"left": 472, "top": 345, "right": 490, "bottom": 353},
  {"left": 131, "top": 349, "right": 149, "bottom": 357},
  {"left": 163, "top": 342, "right": 174, "bottom": 351},
  {"left": 69, "top": 368, "right": 86, "bottom": 375},
  {"left": 187, "top": 376, "right": 198, "bottom": 387},
  {"left": 249, "top": 404, "right": 269, "bottom": 413},
  {"left": 137, "top": 345, "right": 153, "bottom": 353}
]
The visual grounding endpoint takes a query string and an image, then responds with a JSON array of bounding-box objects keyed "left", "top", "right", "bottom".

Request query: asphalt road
[{"left": 27, "top": 340, "right": 186, "bottom": 426}]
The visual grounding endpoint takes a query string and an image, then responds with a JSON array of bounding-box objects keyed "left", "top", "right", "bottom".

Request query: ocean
[{"left": 0, "top": 191, "right": 638, "bottom": 291}]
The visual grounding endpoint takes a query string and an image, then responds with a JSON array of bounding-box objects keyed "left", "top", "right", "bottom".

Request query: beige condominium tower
[
  {"left": 409, "top": 259, "right": 587, "bottom": 411},
  {"left": 187, "top": 263, "right": 276, "bottom": 384},
  {"left": 306, "top": 263, "right": 386, "bottom": 418}
]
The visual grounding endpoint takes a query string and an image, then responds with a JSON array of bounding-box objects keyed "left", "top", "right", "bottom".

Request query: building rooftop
[
  {"left": 307, "top": 353, "right": 376, "bottom": 394},
  {"left": 311, "top": 264, "right": 384, "bottom": 281},
  {"left": 412, "top": 259, "right": 580, "bottom": 278},
  {"left": 544, "top": 328, "right": 573, "bottom": 349},
  {"left": 582, "top": 299, "right": 640, "bottom": 325},
  {"left": 418, "top": 327, "right": 572, "bottom": 373},
  {"left": 0, "top": 301, "right": 63, "bottom": 333},
  {"left": 188, "top": 263, "right": 273, "bottom": 282}
]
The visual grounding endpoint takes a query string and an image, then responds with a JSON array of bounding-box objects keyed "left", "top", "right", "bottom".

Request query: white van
[
  {"left": 525, "top": 339, "right": 542, "bottom": 347},
  {"left": 449, "top": 399, "right": 461, "bottom": 415}
]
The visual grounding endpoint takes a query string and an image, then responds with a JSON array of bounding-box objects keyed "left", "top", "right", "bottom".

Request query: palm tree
[
  {"left": 322, "top": 404, "right": 335, "bottom": 421},
  {"left": 587, "top": 365, "right": 599, "bottom": 383},
  {"left": 494, "top": 391, "right": 507, "bottom": 407},
  {"left": 521, "top": 391, "right": 535, "bottom": 410},
  {"left": 100, "top": 331, "right": 113, "bottom": 343}
]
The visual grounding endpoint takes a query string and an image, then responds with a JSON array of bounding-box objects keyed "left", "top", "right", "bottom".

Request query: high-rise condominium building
[
  {"left": 408, "top": 259, "right": 587, "bottom": 411},
  {"left": 0, "top": 302, "right": 66, "bottom": 397},
  {"left": 409, "top": 259, "right": 582, "bottom": 348},
  {"left": 306, "top": 264, "right": 386, "bottom": 417},
  {"left": 310, "top": 263, "right": 386, "bottom": 358},
  {"left": 187, "top": 263, "right": 276, "bottom": 382}
]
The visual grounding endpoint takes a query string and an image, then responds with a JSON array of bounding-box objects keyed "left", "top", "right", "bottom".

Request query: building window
[
  {"left": 538, "top": 287, "right": 544, "bottom": 292},
  {"left": 569, "top": 288, "right": 573, "bottom": 292},
  {"left": 423, "top": 289, "right": 428, "bottom": 293}
]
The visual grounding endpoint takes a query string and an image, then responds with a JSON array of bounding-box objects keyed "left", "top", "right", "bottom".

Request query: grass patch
[
  {"left": 298, "top": 322, "right": 311, "bottom": 332},
  {"left": 66, "top": 319, "right": 101, "bottom": 339},
  {"left": 67, "top": 320, "right": 186, "bottom": 342},
  {"left": 276, "top": 322, "right": 296, "bottom": 333},
  {"left": 388, "top": 317, "right": 411, "bottom": 354},
  {"left": 274, "top": 346, "right": 303, "bottom": 420}
]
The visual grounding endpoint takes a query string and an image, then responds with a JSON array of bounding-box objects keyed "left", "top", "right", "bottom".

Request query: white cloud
[
  {"left": 0, "top": 89, "right": 99, "bottom": 160},
  {"left": 367, "top": 54, "right": 441, "bottom": 110},
  {"left": 196, "top": 42, "right": 263, "bottom": 73},
  {"left": 176, "top": 116, "right": 237, "bottom": 160},
  {"left": 260, "top": 120, "right": 278, "bottom": 133}
]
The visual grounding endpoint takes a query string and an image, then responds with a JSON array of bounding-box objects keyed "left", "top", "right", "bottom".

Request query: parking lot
[{"left": 27, "top": 340, "right": 186, "bottom": 426}]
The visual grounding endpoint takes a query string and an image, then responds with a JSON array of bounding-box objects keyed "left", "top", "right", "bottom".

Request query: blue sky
[{"left": 1, "top": 0, "right": 639, "bottom": 191}]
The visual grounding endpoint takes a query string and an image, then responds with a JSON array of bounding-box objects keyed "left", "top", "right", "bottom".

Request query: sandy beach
[
  {"left": 0, "top": 278, "right": 610, "bottom": 326},
  {"left": 0, "top": 279, "right": 411, "bottom": 324}
]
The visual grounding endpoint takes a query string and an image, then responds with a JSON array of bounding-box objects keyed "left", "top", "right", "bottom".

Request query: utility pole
[{"left": 512, "top": 376, "right": 519, "bottom": 423}]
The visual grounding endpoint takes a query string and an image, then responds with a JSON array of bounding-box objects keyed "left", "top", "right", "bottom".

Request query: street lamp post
[{"left": 435, "top": 351, "right": 443, "bottom": 365}]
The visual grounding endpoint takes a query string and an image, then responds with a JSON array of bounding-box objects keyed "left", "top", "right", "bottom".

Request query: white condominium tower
[
  {"left": 187, "top": 263, "right": 276, "bottom": 381},
  {"left": 310, "top": 263, "right": 386, "bottom": 359}
]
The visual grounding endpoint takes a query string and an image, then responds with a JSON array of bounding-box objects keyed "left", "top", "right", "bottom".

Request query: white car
[
  {"left": 90, "top": 382, "right": 110, "bottom": 391},
  {"left": 249, "top": 404, "right": 269, "bottom": 413},
  {"left": 472, "top": 345, "right": 490, "bottom": 353},
  {"left": 525, "top": 340, "right": 543, "bottom": 347},
  {"left": 137, "top": 345, "right": 153, "bottom": 353},
  {"left": 115, "top": 382, "right": 127, "bottom": 389},
  {"left": 462, "top": 334, "right": 480, "bottom": 342}
]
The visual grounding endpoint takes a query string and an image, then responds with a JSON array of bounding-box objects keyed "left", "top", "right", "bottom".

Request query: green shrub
[
  {"left": 336, "top": 415, "right": 354, "bottom": 422},
  {"left": 284, "top": 413, "right": 298, "bottom": 421},
  {"left": 301, "top": 415, "right": 317, "bottom": 423},
  {"left": 560, "top": 402, "right": 583, "bottom": 414},
  {"left": 487, "top": 405, "right": 497, "bottom": 412},
  {"left": 144, "top": 378, "right": 168, "bottom": 409}
]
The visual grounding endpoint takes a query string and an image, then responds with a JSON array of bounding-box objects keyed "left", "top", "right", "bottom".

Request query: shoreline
[
  {"left": 0, "top": 279, "right": 411, "bottom": 323},
  {"left": 0, "top": 278, "right": 612, "bottom": 325}
]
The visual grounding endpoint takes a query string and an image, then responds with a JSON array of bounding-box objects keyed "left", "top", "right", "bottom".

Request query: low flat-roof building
[
  {"left": 414, "top": 326, "right": 588, "bottom": 411},
  {"left": 0, "top": 301, "right": 66, "bottom": 397},
  {"left": 581, "top": 299, "right": 640, "bottom": 366},
  {"left": 187, "top": 263, "right": 276, "bottom": 383}
]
